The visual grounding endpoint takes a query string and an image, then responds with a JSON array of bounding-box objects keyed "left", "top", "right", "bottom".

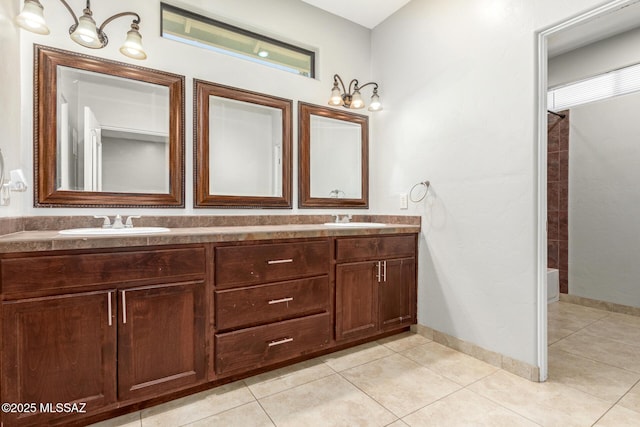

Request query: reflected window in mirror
[
  {"left": 35, "top": 45, "right": 185, "bottom": 207},
  {"left": 195, "top": 80, "right": 292, "bottom": 208},
  {"left": 298, "top": 102, "right": 368, "bottom": 208}
]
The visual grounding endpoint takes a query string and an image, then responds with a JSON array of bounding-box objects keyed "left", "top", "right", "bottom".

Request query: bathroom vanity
[{"left": 0, "top": 221, "right": 418, "bottom": 426}]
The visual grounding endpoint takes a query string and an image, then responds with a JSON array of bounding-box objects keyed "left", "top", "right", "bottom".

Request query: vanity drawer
[
  {"left": 215, "top": 312, "right": 331, "bottom": 376},
  {"left": 215, "top": 240, "right": 329, "bottom": 289},
  {"left": 335, "top": 235, "right": 416, "bottom": 262},
  {"left": 215, "top": 276, "right": 329, "bottom": 331},
  {"left": 0, "top": 247, "right": 206, "bottom": 297}
]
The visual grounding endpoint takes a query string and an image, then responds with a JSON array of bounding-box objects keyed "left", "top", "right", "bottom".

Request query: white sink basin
[
  {"left": 59, "top": 227, "right": 171, "bottom": 236},
  {"left": 324, "top": 222, "right": 386, "bottom": 228}
]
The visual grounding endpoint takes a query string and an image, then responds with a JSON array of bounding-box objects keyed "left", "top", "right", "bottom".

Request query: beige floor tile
[
  {"left": 244, "top": 359, "right": 334, "bottom": 399},
  {"left": 140, "top": 381, "right": 255, "bottom": 427},
  {"left": 401, "top": 342, "right": 498, "bottom": 386},
  {"left": 259, "top": 374, "right": 397, "bottom": 427},
  {"left": 89, "top": 412, "right": 141, "bottom": 427},
  {"left": 547, "top": 302, "right": 609, "bottom": 331},
  {"left": 341, "top": 353, "right": 461, "bottom": 418},
  {"left": 619, "top": 381, "right": 640, "bottom": 413},
  {"left": 606, "top": 312, "right": 640, "bottom": 330},
  {"left": 182, "top": 401, "right": 274, "bottom": 427},
  {"left": 386, "top": 421, "right": 409, "bottom": 427},
  {"left": 550, "top": 330, "right": 640, "bottom": 373},
  {"left": 402, "top": 388, "right": 540, "bottom": 427},
  {"left": 322, "top": 341, "right": 394, "bottom": 372},
  {"left": 581, "top": 317, "right": 640, "bottom": 344},
  {"left": 377, "top": 332, "right": 432, "bottom": 353},
  {"left": 468, "top": 370, "right": 611, "bottom": 427},
  {"left": 547, "top": 347, "right": 640, "bottom": 402},
  {"left": 547, "top": 323, "right": 575, "bottom": 345},
  {"left": 593, "top": 405, "right": 640, "bottom": 426}
]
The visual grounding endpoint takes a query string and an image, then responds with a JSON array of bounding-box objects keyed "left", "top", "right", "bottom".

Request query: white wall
[
  {"left": 8, "top": 0, "right": 372, "bottom": 216},
  {"left": 0, "top": 0, "right": 25, "bottom": 216},
  {"left": 549, "top": 26, "right": 640, "bottom": 87},
  {"left": 370, "top": 0, "right": 604, "bottom": 366},
  {"left": 569, "top": 93, "right": 640, "bottom": 307}
]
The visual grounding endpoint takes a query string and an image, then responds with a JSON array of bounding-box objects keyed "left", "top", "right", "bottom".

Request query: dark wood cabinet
[
  {"left": 0, "top": 246, "right": 207, "bottom": 426},
  {"left": 117, "top": 281, "right": 206, "bottom": 401},
  {"left": 335, "top": 235, "right": 417, "bottom": 342},
  {"left": 0, "top": 232, "right": 417, "bottom": 426},
  {"left": 1, "top": 291, "right": 117, "bottom": 426},
  {"left": 213, "top": 239, "right": 332, "bottom": 377},
  {"left": 335, "top": 261, "right": 379, "bottom": 340},
  {"left": 379, "top": 258, "right": 416, "bottom": 331}
]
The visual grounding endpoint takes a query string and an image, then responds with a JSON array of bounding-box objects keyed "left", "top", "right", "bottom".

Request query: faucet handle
[
  {"left": 94, "top": 215, "right": 111, "bottom": 228},
  {"left": 125, "top": 215, "right": 141, "bottom": 228},
  {"left": 112, "top": 214, "right": 124, "bottom": 229}
]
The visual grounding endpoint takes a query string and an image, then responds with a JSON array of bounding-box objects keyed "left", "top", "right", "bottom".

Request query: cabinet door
[
  {"left": 118, "top": 281, "right": 206, "bottom": 401},
  {"left": 335, "top": 262, "right": 378, "bottom": 341},
  {"left": 2, "top": 291, "right": 116, "bottom": 426},
  {"left": 379, "top": 258, "right": 416, "bottom": 331}
]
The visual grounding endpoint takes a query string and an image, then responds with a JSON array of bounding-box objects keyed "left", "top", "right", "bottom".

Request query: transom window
[{"left": 161, "top": 3, "right": 315, "bottom": 78}]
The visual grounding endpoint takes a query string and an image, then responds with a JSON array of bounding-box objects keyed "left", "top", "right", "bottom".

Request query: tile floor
[{"left": 91, "top": 301, "right": 640, "bottom": 426}]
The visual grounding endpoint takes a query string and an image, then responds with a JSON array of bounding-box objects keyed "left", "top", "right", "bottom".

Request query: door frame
[{"left": 535, "top": 0, "right": 638, "bottom": 381}]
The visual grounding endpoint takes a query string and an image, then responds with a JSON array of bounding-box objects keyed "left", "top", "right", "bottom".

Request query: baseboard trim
[
  {"left": 411, "top": 324, "right": 540, "bottom": 382},
  {"left": 560, "top": 293, "right": 640, "bottom": 317}
]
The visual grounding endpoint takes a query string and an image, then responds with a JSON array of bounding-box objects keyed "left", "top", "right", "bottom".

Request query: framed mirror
[
  {"left": 298, "top": 102, "right": 369, "bottom": 208},
  {"left": 194, "top": 80, "right": 292, "bottom": 208},
  {"left": 35, "top": 45, "right": 185, "bottom": 207}
]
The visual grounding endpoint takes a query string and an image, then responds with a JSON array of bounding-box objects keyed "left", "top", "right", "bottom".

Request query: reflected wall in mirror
[
  {"left": 35, "top": 45, "right": 185, "bottom": 207},
  {"left": 298, "top": 102, "right": 368, "bottom": 208},
  {"left": 194, "top": 80, "right": 292, "bottom": 208}
]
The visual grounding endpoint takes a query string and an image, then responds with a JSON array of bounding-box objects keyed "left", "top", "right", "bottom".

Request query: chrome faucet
[
  {"left": 112, "top": 215, "right": 124, "bottom": 229},
  {"left": 332, "top": 214, "right": 352, "bottom": 223},
  {"left": 94, "top": 215, "right": 141, "bottom": 229}
]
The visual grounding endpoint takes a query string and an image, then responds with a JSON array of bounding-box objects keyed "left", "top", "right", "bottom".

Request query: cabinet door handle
[
  {"left": 268, "top": 337, "right": 293, "bottom": 347},
  {"left": 122, "top": 291, "right": 127, "bottom": 324},
  {"left": 267, "top": 258, "right": 293, "bottom": 265},
  {"left": 376, "top": 261, "right": 381, "bottom": 282},
  {"left": 107, "top": 292, "right": 113, "bottom": 326},
  {"left": 268, "top": 297, "right": 294, "bottom": 305},
  {"left": 383, "top": 260, "right": 387, "bottom": 282}
]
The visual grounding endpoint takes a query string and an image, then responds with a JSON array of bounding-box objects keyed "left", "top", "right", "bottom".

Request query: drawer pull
[
  {"left": 267, "top": 258, "right": 294, "bottom": 265},
  {"left": 268, "top": 297, "right": 294, "bottom": 305},
  {"left": 268, "top": 337, "right": 294, "bottom": 347},
  {"left": 107, "top": 291, "right": 113, "bottom": 326},
  {"left": 122, "top": 291, "right": 127, "bottom": 324}
]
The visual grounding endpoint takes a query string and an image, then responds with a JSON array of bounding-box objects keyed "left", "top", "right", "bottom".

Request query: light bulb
[
  {"left": 119, "top": 25, "right": 147, "bottom": 60},
  {"left": 350, "top": 89, "right": 364, "bottom": 109},
  {"left": 70, "top": 13, "right": 102, "bottom": 48},
  {"left": 368, "top": 91, "right": 382, "bottom": 111},
  {"left": 15, "top": 0, "right": 49, "bottom": 35},
  {"left": 328, "top": 85, "right": 343, "bottom": 106}
]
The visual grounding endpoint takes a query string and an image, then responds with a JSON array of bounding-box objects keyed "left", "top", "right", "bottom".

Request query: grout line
[{"left": 461, "top": 386, "right": 545, "bottom": 426}]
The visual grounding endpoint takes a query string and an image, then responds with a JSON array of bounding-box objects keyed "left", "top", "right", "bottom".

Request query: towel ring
[{"left": 409, "top": 180, "right": 430, "bottom": 202}]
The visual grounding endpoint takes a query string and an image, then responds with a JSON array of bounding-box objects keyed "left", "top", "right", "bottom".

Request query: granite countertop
[{"left": 0, "top": 220, "right": 421, "bottom": 254}]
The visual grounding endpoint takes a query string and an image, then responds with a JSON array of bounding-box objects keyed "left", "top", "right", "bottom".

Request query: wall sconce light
[
  {"left": 15, "top": 0, "right": 147, "bottom": 60},
  {"left": 328, "top": 74, "right": 382, "bottom": 112}
]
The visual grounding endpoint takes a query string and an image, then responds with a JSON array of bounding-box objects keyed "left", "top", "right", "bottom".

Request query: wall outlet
[{"left": 400, "top": 193, "right": 408, "bottom": 209}]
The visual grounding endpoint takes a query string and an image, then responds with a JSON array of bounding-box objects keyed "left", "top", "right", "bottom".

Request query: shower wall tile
[
  {"left": 547, "top": 110, "right": 569, "bottom": 295},
  {"left": 548, "top": 152, "right": 560, "bottom": 182},
  {"left": 548, "top": 213, "right": 559, "bottom": 240},
  {"left": 548, "top": 239, "right": 559, "bottom": 269}
]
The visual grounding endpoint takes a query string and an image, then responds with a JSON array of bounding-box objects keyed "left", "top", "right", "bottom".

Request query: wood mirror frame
[
  {"left": 194, "top": 80, "right": 292, "bottom": 208},
  {"left": 298, "top": 102, "right": 369, "bottom": 208},
  {"left": 34, "top": 45, "right": 185, "bottom": 207}
]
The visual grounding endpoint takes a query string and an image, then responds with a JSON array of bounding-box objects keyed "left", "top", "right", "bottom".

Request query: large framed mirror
[
  {"left": 298, "top": 102, "right": 368, "bottom": 208},
  {"left": 194, "top": 80, "right": 292, "bottom": 208},
  {"left": 35, "top": 45, "right": 185, "bottom": 207}
]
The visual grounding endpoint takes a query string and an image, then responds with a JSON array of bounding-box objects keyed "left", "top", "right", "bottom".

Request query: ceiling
[
  {"left": 301, "top": 0, "right": 411, "bottom": 29},
  {"left": 548, "top": 0, "right": 640, "bottom": 57},
  {"left": 302, "top": 0, "right": 640, "bottom": 57}
]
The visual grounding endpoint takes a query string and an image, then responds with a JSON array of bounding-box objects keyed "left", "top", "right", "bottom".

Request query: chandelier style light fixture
[
  {"left": 328, "top": 74, "right": 382, "bottom": 112},
  {"left": 15, "top": 0, "right": 147, "bottom": 60}
]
